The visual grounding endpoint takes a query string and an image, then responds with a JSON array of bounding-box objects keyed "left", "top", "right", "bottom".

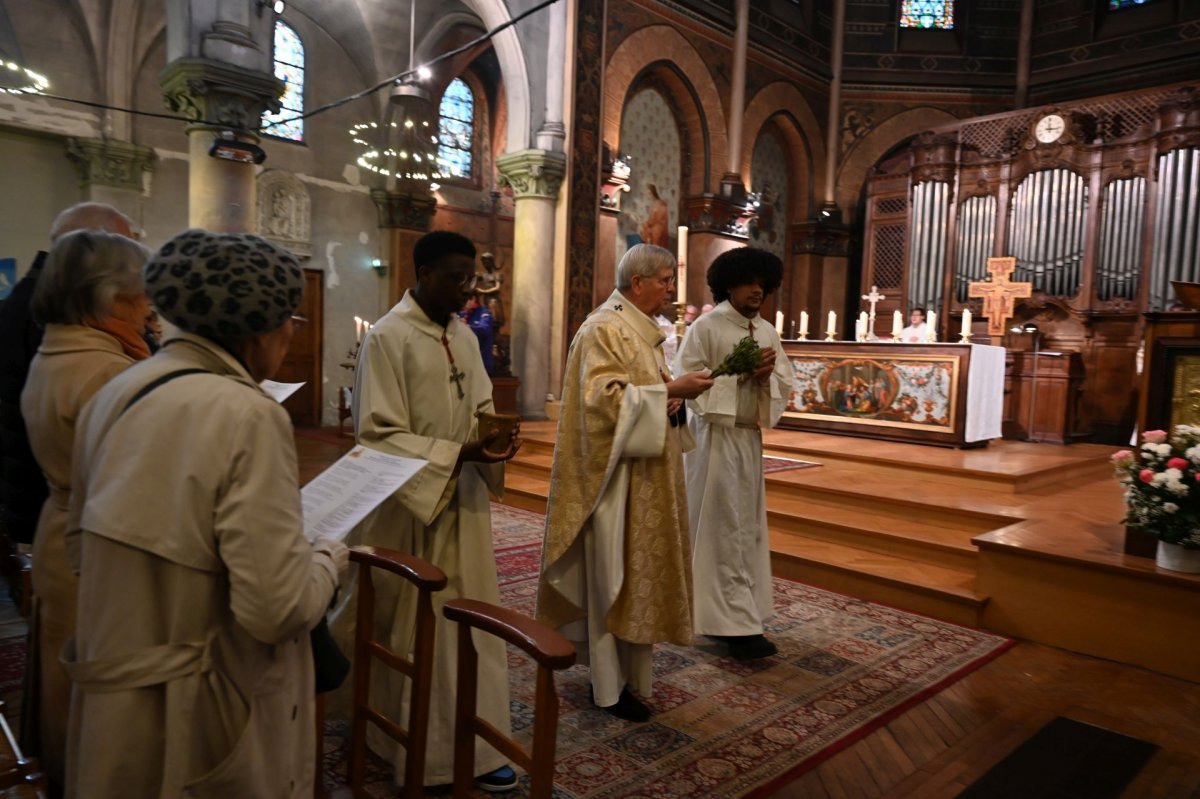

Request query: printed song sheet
[
  {"left": 260, "top": 379, "right": 305, "bottom": 403},
  {"left": 302, "top": 446, "right": 426, "bottom": 542}
]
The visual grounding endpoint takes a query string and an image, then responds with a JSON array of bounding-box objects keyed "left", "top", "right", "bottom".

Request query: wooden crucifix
[
  {"left": 861, "top": 285, "right": 885, "bottom": 340},
  {"left": 968, "top": 257, "right": 1033, "bottom": 337}
]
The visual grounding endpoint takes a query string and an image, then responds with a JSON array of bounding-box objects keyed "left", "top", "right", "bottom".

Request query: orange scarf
[{"left": 87, "top": 317, "right": 152, "bottom": 361}]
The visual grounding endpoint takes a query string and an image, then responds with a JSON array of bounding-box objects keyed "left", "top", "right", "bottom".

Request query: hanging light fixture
[
  {"left": 0, "top": 56, "right": 49, "bottom": 95},
  {"left": 350, "top": 0, "right": 440, "bottom": 191}
]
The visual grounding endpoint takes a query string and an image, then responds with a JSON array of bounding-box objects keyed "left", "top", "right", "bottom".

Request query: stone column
[
  {"left": 159, "top": 59, "right": 282, "bottom": 233},
  {"left": 824, "top": 0, "right": 846, "bottom": 209},
  {"left": 1015, "top": 0, "right": 1035, "bottom": 109},
  {"left": 497, "top": 148, "right": 567, "bottom": 418},
  {"left": 722, "top": 0, "right": 750, "bottom": 198},
  {"left": 370, "top": 189, "right": 438, "bottom": 306},
  {"left": 65, "top": 137, "right": 157, "bottom": 222}
]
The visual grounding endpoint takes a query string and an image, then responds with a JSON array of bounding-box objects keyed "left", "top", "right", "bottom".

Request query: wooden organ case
[{"left": 862, "top": 83, "right": 1200, "bottom": 444}]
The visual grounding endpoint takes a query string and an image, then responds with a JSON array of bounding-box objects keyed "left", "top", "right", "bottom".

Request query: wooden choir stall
[{"left": 857, "top": 81, "right": 1200, "bottom": 445}]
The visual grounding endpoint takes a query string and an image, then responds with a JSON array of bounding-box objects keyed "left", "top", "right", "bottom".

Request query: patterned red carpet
[{"left": 321, "top": 503, "right": 1011, "bottom": 798}]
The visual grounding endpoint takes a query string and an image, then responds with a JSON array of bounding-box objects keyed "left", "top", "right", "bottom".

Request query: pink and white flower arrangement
[{"left": 1113, "top": 426, "right": 1200, "bottom": 549}]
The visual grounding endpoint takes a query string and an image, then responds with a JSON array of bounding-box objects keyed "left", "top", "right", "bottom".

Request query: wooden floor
[{"left": 294, "top": 427, "right": 1200, "bottom": 798}]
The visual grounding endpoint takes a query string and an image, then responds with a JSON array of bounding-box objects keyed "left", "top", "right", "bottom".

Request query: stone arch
[
  {"left": 605, "top": 25, "right": 728, "bottom": 195},
  {"left": 458, "top": 0, "right": 530, "bottom": 153},
  {"left": 742, "top": 81, "right": 824, "bottom": 218},
  {"left": 837, "top": 106, "right": 958, "bottom": 217}
]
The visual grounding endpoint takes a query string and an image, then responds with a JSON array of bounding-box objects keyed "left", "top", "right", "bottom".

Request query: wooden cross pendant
[{"left": 448, "top": 364, "right": 466, "bottom": 400}]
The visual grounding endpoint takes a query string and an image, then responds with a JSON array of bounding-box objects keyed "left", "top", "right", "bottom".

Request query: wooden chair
[
  {"left": 346, "top": 546, "right": 447, "bottom": 799},
  {"left": 0, "top": 701, "right": 45, "bottom": 797},
  {"left": 443, "top": 598, "right": 576, "bottom": 799}
]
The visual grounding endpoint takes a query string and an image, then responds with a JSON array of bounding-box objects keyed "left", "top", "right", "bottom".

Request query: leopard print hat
[{"left": 144, "top": 229, "right": 303, "bottom": 339}]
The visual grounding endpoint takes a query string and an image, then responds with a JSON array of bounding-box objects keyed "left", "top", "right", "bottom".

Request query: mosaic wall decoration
[
  {"left": 900, "top": 1, "right": 955, "bottom": 29},
  {"left": 785, "top": 351, "right": 960, "bottom": 433},
  {"left": 749, "top": 127, "right": 789, "bottom": 259},
  {"left": 616, "top": 87, "right": 682, "bottom": 264},
  {"left": 262, "top": 20, "right": 304, "bottom": 141}
]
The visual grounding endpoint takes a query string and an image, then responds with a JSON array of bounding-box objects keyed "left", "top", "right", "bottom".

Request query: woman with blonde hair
[{"left": 20, "top": 228, "right": 153, "bottom": 791}]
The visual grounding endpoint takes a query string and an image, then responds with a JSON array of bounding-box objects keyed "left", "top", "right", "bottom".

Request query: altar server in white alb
[
  {"left": 351, "top": 230, "right": 521, "bottom": 792},
  {"left": 674, "top": 247, "right": 794, "bottom": 660}
]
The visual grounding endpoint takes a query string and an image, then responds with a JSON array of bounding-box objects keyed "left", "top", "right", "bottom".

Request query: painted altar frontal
[{"left": 778, "top": 342, "right": 1005, "bottom": 447}]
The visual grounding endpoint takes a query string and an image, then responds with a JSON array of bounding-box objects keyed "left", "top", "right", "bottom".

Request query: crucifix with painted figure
[
  {"left": 968, "top": 257, "right": 1033, "bottom": 338},
  {"left": 861, "top": 285, "right": 885, "bottom": 341}
]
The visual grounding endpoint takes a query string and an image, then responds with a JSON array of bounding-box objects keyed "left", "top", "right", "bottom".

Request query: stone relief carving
[{"left": 256, "top": 170, "right": 311, "bottom": 258}]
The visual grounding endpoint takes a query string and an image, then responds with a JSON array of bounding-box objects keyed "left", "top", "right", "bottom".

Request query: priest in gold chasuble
[{"left": 539, "top": 244, "right": 714, "bottom": 722}]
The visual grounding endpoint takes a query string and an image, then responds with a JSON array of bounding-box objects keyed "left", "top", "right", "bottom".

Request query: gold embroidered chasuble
[{"left": 538, "top": 291, "right": 694, "bottom": 646}]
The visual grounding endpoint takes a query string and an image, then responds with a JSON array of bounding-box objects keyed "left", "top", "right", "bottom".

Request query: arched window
[
  {"left": 900, "top": 1, "right": 955, "bottom": 29},
  {"left": 262, "top": 20, "right": 304, "bottom": 141},
  {"left": 437, "top": 77, "right": 474, "bottom": 179},
  {"left": 1108, "top": 0, "right": 1152, "bottom": 7}
]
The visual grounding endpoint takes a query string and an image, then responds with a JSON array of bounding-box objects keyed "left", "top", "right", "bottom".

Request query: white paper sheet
[
  {"left": 260, "top": 379, "right": 305, "bottom": 403},
  {"left": 301, "top": 446, "right": 427, "bottom": 542}
]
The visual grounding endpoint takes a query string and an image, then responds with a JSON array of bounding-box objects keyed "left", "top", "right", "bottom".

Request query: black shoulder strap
[{"left": 120, "top": 368, "right": 211, "bottom": 416}]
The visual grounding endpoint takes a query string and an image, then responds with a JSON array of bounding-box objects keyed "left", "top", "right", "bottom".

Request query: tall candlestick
[
  {"left": 827, "top": 310, "right": 836, "bottom": 332},
  {"left": 926, "top": 310, "right": 937, "bottom": 342},
  {"left": 800, "top": 311, "right": 809, "bottom": 337},
  {"left": 961, "top": 308, "right": 972, "bottom": 336},
  {"left": 775, "top": 311, "right": 784, "bottom": 336},
  {"left": 892, "top": 309, "right": 903, "bottom": 338},
  {"left": 677, "top": 225, "right": 688, "bottom": 301}
]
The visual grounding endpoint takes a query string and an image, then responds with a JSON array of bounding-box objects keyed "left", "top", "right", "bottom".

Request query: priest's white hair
[{"left": 616, "top": 243, "right": 675, "bottom": 291}]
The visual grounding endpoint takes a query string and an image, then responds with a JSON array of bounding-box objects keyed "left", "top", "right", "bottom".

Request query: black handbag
[{"left": 310, "top": 616, "right": 350, "bottom": 694}]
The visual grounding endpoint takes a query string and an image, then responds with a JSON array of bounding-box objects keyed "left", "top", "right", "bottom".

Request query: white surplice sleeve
[
  {"left": 759, "top": 329, "right": 795, "bottom": 429},
  {"left": 353, "top": 328, "right": 462, "bottom": 526},
  {"left": 675, "top": 320, "right": 738, "bottom": 427}
]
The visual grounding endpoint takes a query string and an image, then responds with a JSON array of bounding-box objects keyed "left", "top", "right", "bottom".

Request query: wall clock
[{"left": 1035, "top": 114, "right": 1066, "bottom": 144}]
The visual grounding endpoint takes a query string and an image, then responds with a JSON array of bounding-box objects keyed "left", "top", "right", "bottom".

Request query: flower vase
[{"left": 1155, "top": 540, "right": 1200, "bottom": 574}]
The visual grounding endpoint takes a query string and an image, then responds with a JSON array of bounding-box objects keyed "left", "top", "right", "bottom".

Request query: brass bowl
[{"left": 1172, "top": 281, "right": 1200, "bottom": 310}]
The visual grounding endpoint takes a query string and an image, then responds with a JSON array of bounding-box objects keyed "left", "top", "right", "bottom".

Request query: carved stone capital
[
  {"left": 496, "top": 149, "right": 567, "bottom": 200},
  {"left": 159, "top": 58, "right": 283, "bottom": 134},
  {"left": 370, "top": 188, "right": 437, "bottom": 231},
  {"left": 66, "top": 137, "right": 156, "bottom": 192},
  {"left": 682, "top": 194, "right": 753, "bottom": 239},
  {"left": 791, "top": 218, "right": 851, "bottom": 257}
]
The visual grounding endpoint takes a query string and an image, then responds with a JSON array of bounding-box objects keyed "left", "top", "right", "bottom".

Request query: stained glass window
[
  {"left": 437, "top": 78, "right": 474, "bottom": 180},
  {"left": 262, "top": 20, "right": 304, "bottom": 141},
  {"left": 899, "top": 1, "right": 955, "bottom": 29},
  {"left": 1108, "top": 0, "right": 1151, "bottom": 8}
]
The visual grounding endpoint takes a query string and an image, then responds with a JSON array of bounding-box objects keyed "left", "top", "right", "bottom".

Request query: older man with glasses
[{"left": 347, "top": 230, "right": 522, "bottom": 793}]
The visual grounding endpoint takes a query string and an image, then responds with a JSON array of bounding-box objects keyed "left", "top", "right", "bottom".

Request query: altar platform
[{"left": 494, "top": 421, "right": 1200, "bottom": 682}]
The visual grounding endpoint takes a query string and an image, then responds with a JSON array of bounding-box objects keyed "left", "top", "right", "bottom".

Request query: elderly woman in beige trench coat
[
  {"left": 20, "top": 227, "right": 153, "bottom": 791},
  {"left": 63, "top": 229, "right": 349, "bottom": 798}
]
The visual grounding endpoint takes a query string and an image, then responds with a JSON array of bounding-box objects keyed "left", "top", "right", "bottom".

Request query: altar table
[{"left": 779, "top": 341, "right": 1005, "bottom": 447}]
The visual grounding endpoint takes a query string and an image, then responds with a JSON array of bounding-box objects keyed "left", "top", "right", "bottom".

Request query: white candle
[
  {"left": 859, "top": 311, "right": 868, "bottom": 339},
  {"left": 827, "top": 310, "right": 836, "bottom": 333},
  {"left": 855, "top": 318, "right": 863, "bottom": 339},
  {"left": 892, "top": 309, "right": 903, "bottom": 337},
  {"left": 677, "top": 226, "right": 688, "bottom": 300},
  {"left": 800, "top": 311, "right": 809, "bottom": 336},
  {"left": 961, "top": 308, "right": 972, "bottom": 336},
  {"left": 927, "top": 310, "right": 937, "bottom": 341},
  {"left": 354, "top": 316, "right": 362, "bottom": 343},
  {"left": 775, "top": 311, "right": 784, "bottom": 335}
]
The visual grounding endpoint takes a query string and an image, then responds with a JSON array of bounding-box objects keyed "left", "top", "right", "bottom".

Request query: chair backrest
[
  {"left": 347, "top": 546, "right": 447, "bottom": 799},
  {"left": 442, "top": 598, "right": 576, "bottom": 799}
]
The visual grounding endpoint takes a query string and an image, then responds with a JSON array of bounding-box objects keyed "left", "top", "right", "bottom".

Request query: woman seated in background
[
  {"left": 63, "top": 229, "right": 348, "bottom": 798},
  {"left": 20, "top": 228, "right": 153, "bottom": 792}
]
